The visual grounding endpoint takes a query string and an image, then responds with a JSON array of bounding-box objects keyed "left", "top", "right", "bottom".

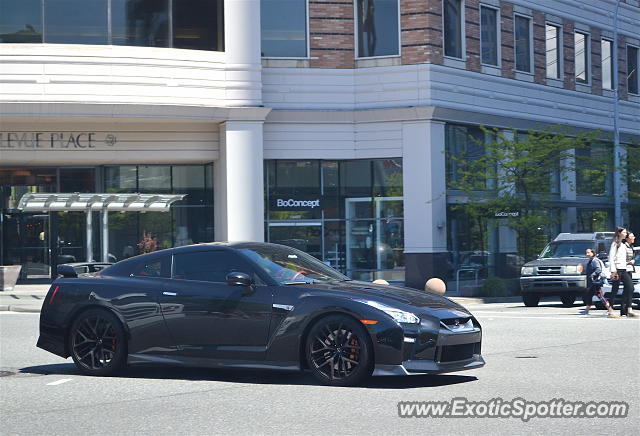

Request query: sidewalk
[
  {"left": 0, "top": 284, "right": 51, "bottom": 313},
  {"left": 0, "top": 283, "right": 520, "bottom": 313}
]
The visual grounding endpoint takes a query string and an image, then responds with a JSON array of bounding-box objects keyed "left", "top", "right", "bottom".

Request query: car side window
[
  {"left": 172, "top": 251, "right": 255, "bottom": 283},
  {"left": 130, "top": 255, "right": 171, "bottom": 278}
]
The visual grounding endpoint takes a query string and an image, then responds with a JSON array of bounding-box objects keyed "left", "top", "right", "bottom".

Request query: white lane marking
[
  {"left": 475, "top": 315, "right": 629, "bottom": 321},
  {"left": 46, "top": 378, "right": 73, "bottom": 386}
]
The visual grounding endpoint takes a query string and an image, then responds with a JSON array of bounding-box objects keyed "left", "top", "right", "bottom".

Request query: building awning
[{"left": 17, "top": 193, "right": 186, "bottom": 212}]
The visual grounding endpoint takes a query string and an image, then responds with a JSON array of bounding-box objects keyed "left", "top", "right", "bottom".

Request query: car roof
[{"left": 553, "top": 232, "right": 614, "bottom": 241}]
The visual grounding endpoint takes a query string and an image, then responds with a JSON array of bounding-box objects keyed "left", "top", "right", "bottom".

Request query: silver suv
[{"left": 519, "top": 232, "right": 613, "bottom": 307}]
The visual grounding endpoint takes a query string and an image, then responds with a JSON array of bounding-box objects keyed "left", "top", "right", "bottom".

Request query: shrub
[{"left": 479, "top": 276, "right": 508, "bottom": 297}]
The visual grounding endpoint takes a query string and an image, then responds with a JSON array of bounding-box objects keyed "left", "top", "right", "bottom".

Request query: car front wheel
[
  {"left": 522, "top": 294, "right": 540, "bottom": 307},
  {"left": 306, "top": 315, "right": 373, "bottom": 387},
  {"left": 69, "top": 308, "right": 127, "bottom": 376},
  {"left": 560, "top": 295, "right": 576, "bottom": 307}
]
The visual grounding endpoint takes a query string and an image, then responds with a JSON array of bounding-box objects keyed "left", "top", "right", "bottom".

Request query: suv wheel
[
  {"left": 560, "top": 295, "right": 576, "bottom": 307},
  {"left": 523, "top": 294, "right": 540, "bottom": 307}
]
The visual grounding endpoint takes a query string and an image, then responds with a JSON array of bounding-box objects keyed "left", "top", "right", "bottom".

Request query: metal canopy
[{"left": 17, "top": 193, "right": 186, "bottom": 212}]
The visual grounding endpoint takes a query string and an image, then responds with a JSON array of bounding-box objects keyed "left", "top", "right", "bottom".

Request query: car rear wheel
[
  {"left": 522, "top": 294, "right": 540, "bottom": 307},
  {"left": 560, "top": 295, "right": 576, "bottom": 307},
  {"left": 305, "top": 315, "right": 373, "bottom": 387},
  {"left": 69, "top": 309, "right": 127, "bottom": 376}
]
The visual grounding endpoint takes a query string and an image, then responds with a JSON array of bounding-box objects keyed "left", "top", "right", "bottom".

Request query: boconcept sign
[{"left": 271, "top": 197, "right": 323, "bottom": 210}]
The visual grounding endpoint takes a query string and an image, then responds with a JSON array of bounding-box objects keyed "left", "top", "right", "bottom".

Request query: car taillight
[{"left": 49, "top": 285, "right": 61, "bottom": 304}]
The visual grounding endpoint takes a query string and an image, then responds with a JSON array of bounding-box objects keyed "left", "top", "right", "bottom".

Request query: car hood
[
  {"left": 523, "top": 258, "right": 587, "bottom": 267},
  {"left": 299, "top": 280, "right": 471, "bottom": 315}
]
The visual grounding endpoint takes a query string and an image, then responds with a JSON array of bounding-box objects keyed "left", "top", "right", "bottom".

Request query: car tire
[
  {"left": 560, "top": 295, "right": 576, "bottom": 307},
  {"left": 68, "top": 308, "right": 127, "bottom": 376},
  {"left": 594, "top": 302, "right": 605, "bottom": 310},
  {"left": 305, "top": 314, "right": 373, "bottom": 387},
  {"left": 522, "top": 294, "right": 540, "bottom": 307}
]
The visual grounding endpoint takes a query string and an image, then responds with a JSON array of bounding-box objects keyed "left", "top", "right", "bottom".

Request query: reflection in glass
[
  {"left": 138, "top": 166, "right": 171, "bottom": 193},
  {"left": 261, "top": 0, "right": 307, "bottom": 57},
  {"left": 545, "top": 24, "right": 560, "bottom": 79},
  {"left": 628, "top": 46, "right": 639, "bottom": 95},
  {"left": 480, "top": 6, "right": 498, "bottom": 66},
  {"left": 105, "top": 166, "right": 137, "bottom": 192},
  {"left": 356, "top": 0, "right": 399, "bottom": 58},
  {"left": 172, "top": 0, "right": 224, "bottom": 51},
  {"left": 112, "top": 0, "right": 169, "bottom": 47},
  {"left": 45, "top": 0, "right": 108, "bottom": 45},
  {"left": 0, "top": 0, "right": 42, "bottom": 43},
  {"left": 515, "top": 15, "right": 531, "bottom": 72},
  {"left": 443, "top": 0, "right": 462, "bottom": 58},
  {"left": 601, "top": 39, "right": 612, "bottom": 90},
  {"left": 575, "top": 32, "right": 588, "bottom": 83}
]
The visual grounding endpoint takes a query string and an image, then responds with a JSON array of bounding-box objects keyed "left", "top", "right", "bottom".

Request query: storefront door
[{"left": 16, "top": 213, "right": 50, "bottom": 280}]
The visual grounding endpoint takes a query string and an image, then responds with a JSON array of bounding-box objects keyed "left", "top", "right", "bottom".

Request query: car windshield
[
  {"left": 239, "top": 244, "right": 350, "bottom": 284},
  {"left": 539, "top": 241, "right": 593, "bottom": 258}
]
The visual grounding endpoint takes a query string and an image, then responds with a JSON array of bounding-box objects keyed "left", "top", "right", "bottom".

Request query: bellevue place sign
[{"left": 0, "top": 132, "right": 117, "bottom": 149}]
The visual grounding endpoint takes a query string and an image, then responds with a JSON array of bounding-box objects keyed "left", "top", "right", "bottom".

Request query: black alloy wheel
[
  {"left": 306, "top": 315, "right": 372, "bottom": 387},
  {"left": 69, "top": 309, "right": 127, "bottom": 376},
  {"left": 522, "top": 294, "right": 540, "bottom": 307},
  {"left": 560, "top": 295, "right": 576, "bottom": 307}
]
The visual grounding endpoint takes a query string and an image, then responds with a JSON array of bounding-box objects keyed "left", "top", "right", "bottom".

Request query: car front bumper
[{"left": 520, "top": 275, "right": 586, "bottom": 293}]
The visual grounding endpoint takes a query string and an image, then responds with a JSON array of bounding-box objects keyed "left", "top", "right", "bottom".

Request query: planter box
[{"left": 0, "top": 265, "right": 22, "bottom": 292}]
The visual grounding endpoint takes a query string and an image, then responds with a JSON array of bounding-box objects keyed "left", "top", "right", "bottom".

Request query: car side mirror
[
  {"left": 57, "top": 264, "right": 78, "bottom": 278},
  {"left": 226, "top": 272, "right": 254, "bottom": 287}
]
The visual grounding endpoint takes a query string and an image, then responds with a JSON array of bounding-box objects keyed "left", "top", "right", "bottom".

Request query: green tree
[{"left": 447, "top": 126, "right": 600, "bottom": 261}]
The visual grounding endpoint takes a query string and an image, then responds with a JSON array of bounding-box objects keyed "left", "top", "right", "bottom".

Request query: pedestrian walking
[
  {"left": 608, "top": 227, "right": 638, "bottom": 317},
  {"left": 583, "top": 248, "right": 618, "bottom": 317}
]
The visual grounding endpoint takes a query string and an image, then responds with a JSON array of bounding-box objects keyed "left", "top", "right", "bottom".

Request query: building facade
[{"left": 1, "top": 0, "right": 639, "bottom": 287}]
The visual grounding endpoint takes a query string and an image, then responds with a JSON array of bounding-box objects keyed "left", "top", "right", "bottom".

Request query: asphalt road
[{"left": 1, "top": 301, "right": 639, "bottom": 435}]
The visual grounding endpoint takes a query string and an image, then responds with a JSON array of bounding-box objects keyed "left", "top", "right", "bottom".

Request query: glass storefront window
[
  {"left": 1, "top": 0, "right": 223, "bottom": 51},
  {"left": 172, "top": 0, "right": 224, "bottom": 51},
  {"left": 265, "top": 159, "right": 405, "bottom": 281},
  {"left": 261, "top": 0, "right": 307, "bottom": 58},
  {"left": 105, "top": 166, "right": 137, "bottom": 192},
  {"left": 0, "top": 0, "right": 42, "bottom": 43},
  {"left": 45, "top": 0, "right": 109, "bottom": 45},
  {"left": 138, "top": 165, "right": 171, "bottom": 193},
  {"left": 577, "top": 209, "right": 610, "bottom": 233},
  {"left": 59, "top": 168, "right": 95, "bottom": 193},
  {"left": 111, "top": 0, "right": 169, "bottom": 47}
]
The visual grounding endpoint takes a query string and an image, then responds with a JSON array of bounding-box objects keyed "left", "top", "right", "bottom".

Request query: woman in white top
[{"left": 608, "top": 227, "right": 637, "bottom": 317}]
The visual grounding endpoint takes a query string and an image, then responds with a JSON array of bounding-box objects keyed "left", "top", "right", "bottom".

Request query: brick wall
[
  {"left": 424, "top": 0, "right": 444, "bottom": 64},
  {"left": 532, "top": 10, "right": 546, "bottom": 85},
  {"left": 500, "top": 1, "right": 515, "bottom": 79},
  {"left": 309, "top": 0, "right": 355, "bottom": 68},
  {"left": 465, "top": 0, "right": 481, "bottom": 72},
  {"left": 401, "top": 0, "right": 429, "bottom": 64},
  {"left": 591, "top": 28, "right": 603, "bottom": 96},
  {"left": 562, "top": 19, "right": 575, "bottom": 90}
]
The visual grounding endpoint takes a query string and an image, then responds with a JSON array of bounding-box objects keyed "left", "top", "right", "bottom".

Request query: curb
[
  {"left": 0, "top": 305, "right": 41, "bottom": 313},
  {"left": 450, "top": 296, "right": 522, "bottom": 305}
]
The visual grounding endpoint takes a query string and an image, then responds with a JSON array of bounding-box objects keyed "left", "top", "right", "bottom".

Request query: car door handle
[{"left": 162, "top": 291, "right": 177, "bottom": 296}]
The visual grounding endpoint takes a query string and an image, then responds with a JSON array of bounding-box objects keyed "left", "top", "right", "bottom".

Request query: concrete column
[
  {"left": 86, "top": 211, "right": 93, "bottom": 262},
  {"left": 224, "top": 0, "right": 262, "bottom": 106},
  {"left": 101, "top": 209, "right": 109, "bottom": 262},
  {"left": 215, "top": 121, "right": 265, "bottom": 242},
  {"left": 402, "top": 120, "right": 448, "bottom": 289}
]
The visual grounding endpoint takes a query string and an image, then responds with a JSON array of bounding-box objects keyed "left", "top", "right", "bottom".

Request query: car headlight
[
  {"left": 356, "top": 300, "right": 420, "bottom": 324},
  {"left": 564, "top": 265, "right": 583, "bottom": 274},
  {"left": 521, "top": 266, "right": 534, "bottom": 275}
]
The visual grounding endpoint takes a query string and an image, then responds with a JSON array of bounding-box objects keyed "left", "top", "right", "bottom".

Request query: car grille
[
  {"left": 438, "top": 343, "right": 479, "bottom": 363},
  {"left": 536, "top": 266, "right": 562, "bottom": 275},
  {"left": 440, "top": 317, "right": 474, "bottom": 332}
]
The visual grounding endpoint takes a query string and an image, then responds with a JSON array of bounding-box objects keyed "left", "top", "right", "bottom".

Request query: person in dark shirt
[{"left": 583, "top": 248, "right": 618, "bottom": 317}]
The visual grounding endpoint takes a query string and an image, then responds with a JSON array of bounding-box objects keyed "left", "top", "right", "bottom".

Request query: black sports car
[{"left": 38, "top": 242, "right": 485, "bottom": 386}]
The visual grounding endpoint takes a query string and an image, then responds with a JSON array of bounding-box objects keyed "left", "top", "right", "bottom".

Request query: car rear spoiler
[{"left": 57, "top": 262, "right": 113, "bottom": 278}]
